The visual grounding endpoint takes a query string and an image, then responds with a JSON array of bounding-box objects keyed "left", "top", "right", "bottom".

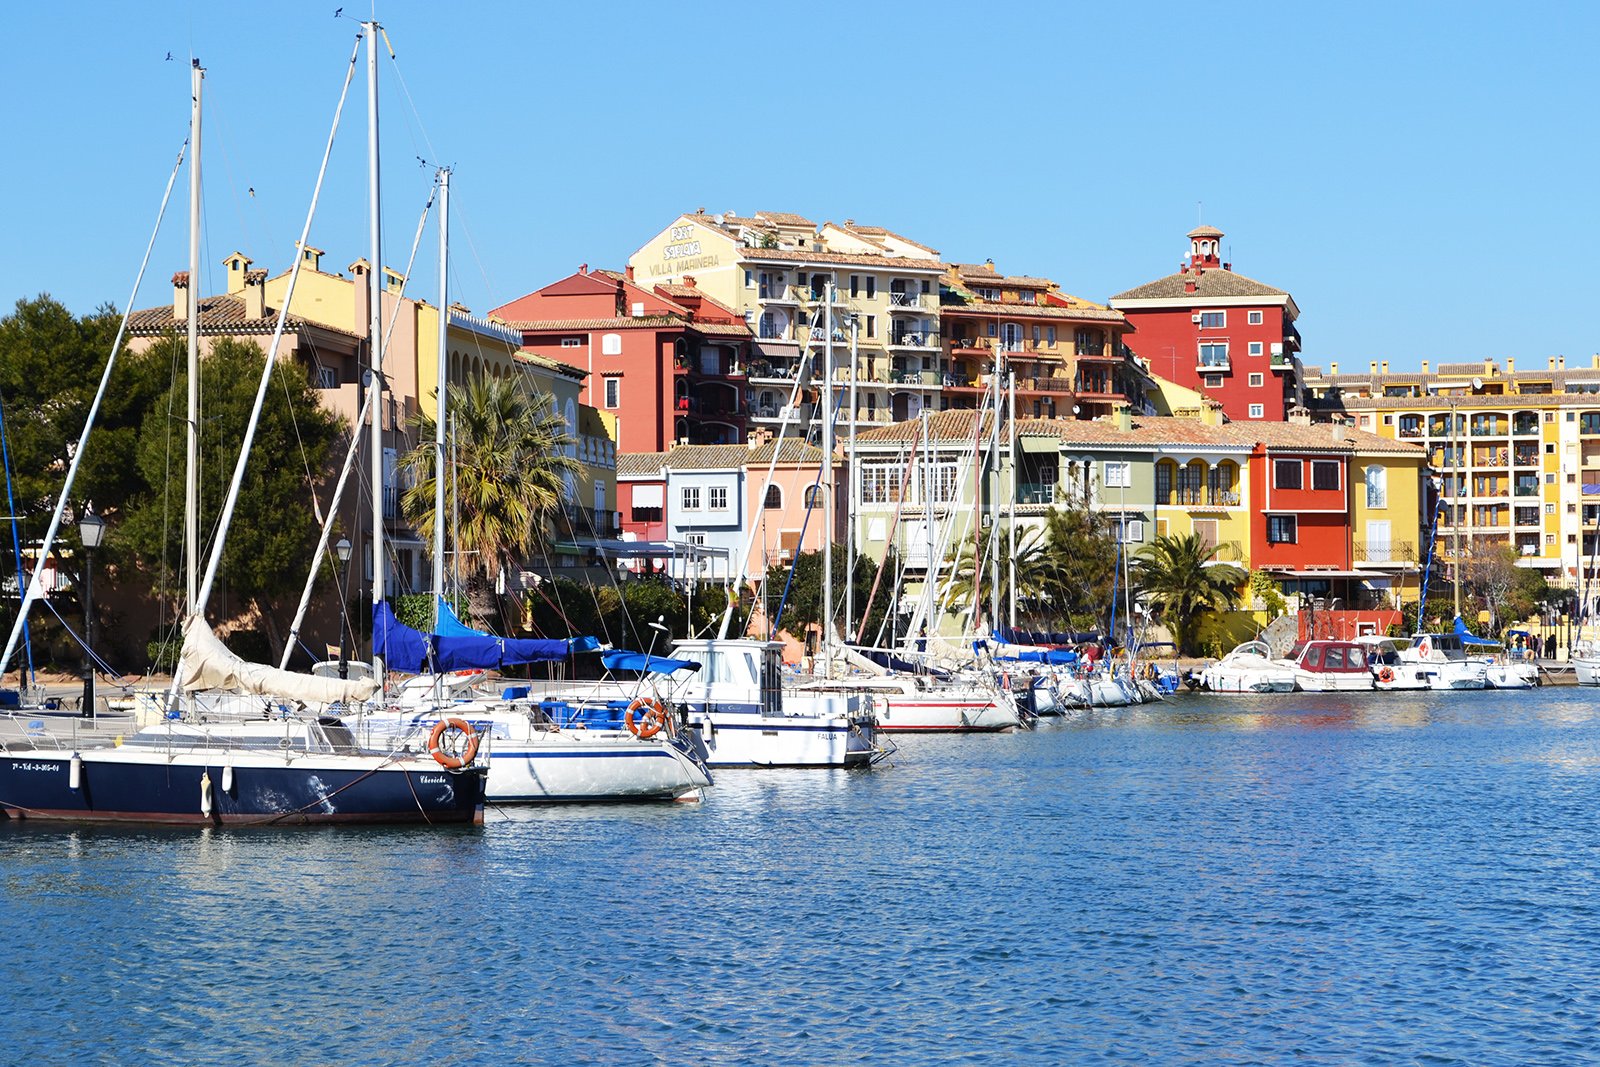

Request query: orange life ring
[
  {"left": 1377, "top": 666, "right": 1395, "bottom": 684},
  {"left": 428, "top": 717, "right": 480, "bottom": 769},
  {"left": 625, "top": 697, "right": 668, "bottom": 739}
]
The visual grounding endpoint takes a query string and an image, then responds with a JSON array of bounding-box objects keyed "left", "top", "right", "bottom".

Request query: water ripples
[{"left": 5, "top": 688, "right": 1600, "bottom": 1063}]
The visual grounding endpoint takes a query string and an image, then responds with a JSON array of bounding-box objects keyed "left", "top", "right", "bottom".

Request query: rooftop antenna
[{"left": 1197, "top": 200, "right": 1203, "bottom": 226}]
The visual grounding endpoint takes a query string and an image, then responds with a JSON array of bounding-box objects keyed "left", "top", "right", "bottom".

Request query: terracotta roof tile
[
  {"left": 1110, "top": 268, "right": 1288, "bottom": 302},
  {"left": 617, "top": 452, "right": 669, "bottom": 477},
  {"left": 126, "top": 294, "right": 361, "bottom": 339},
  {"left": 660, "top": 440, "right": 828, "bottom": 470},
  {"left": 942, "top": 300, "right": 1127, "bottom": 324},
  {"left": 503, "top": 316, "right": 684, "bottom": 332},
  {"left": 737, "top": 247, "right": 943, "bottom": 271}
]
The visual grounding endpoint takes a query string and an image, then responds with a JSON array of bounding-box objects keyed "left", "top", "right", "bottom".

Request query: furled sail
[{"left": 178, "top": 615, "right": 379, "bottom": 704}]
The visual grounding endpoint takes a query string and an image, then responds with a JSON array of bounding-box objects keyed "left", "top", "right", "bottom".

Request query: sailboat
[{"left": 0, "top": 41, "right": 486, "bottom": 824}]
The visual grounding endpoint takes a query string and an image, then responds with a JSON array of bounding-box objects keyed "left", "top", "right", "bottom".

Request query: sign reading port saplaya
[{"left": 645, "top": 224, "right": 722, "bottom": 278}]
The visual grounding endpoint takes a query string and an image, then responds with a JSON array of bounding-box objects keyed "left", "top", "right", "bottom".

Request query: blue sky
[{"left": 3, "top": 1, "right": 1595, "bottom": 373}]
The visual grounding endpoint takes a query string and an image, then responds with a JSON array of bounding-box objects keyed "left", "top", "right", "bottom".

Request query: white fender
[
  {"left": 69, "top": 753, "right": 82, "bottom": 791},
  {"left": 221, "top": 761, "right": 234, "bottom": 794},
  {"left": 199, "top": 770, "right": 213, "bottom": 817}
]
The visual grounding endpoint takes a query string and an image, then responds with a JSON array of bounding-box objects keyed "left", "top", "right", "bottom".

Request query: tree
[
  {"left": 764, "top": 546, "right": 892, "bottom": 648},
  {"left": 1033, "top": 507, "right": 1121, "bottom": 632},
  {"left": 1131, "top": 532, "right": 1247, "bottom": 655},
  {"left": 399, "top": 373, "right": 580, "bottom": 627},
  {"left": 120, "top": 337, "right": 344, "bottom": 659},
  {"left": 1458, "top": 540, "right": 1521, "bottom": 631}
]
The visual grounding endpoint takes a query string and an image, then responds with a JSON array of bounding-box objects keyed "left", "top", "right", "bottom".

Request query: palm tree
[
  {"left": 400, "top": 373, "right": 580, "bottom": 626},
  {"left": 938, "top": 527, "right": 1050, "bottom": 626},
  {"left": 1131, "top": 532, "right": 1246, "bottom": 655}
]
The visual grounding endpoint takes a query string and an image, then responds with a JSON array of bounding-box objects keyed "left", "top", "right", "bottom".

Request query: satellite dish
[{"left": 1472, "top": 377, "right": 1483, "bottom": 390}]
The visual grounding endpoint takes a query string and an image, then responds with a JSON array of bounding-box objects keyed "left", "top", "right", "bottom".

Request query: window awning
[
  {"left": 1264, "top": 568, "right": 1385, "bottom": 579},
  {"left": 631, "top": 484, "right": 664, "bottom": 507}
]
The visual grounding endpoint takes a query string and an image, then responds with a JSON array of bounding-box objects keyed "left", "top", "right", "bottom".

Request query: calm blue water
[{"left": 6, "top": 688, "right": 1600, "bottom": 1065}]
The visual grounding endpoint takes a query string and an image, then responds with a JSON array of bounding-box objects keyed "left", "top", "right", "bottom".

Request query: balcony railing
[
  {"left": 890, "top": 332, "right": 936, "bottom": 348},
  {"left": 1398, "top": 425, "right": 1423, "bottom": 439},
  {"left": 943, "top": 374, "right": 979, "bottom": 388},
  {"left": 758, "top": 285, "right": 796, "bottom": 302},
  {"left": 561, "top": 505, "right": 621, "bottom": 539},
  {"left": 949, "top": 337, "right": 991, "bottom": 352},
  {"left": 1197, "top": 359, "right": 1231, "bottom": 372},
  {"left": 1353, "top": 540, "right": 1418, "bottom": 563},
  {"left": 1016, "top": 482, "right": 1057, "bottom": 504},
  {"left": 888, "top": 291, "right": 925, "bottom": 310},
  {"left": 1075, "top": 342, "right": 1107, "bottom": 357},
  {"left": 890, "top": 370, "right": 940, "bottom": 386},
  {"left": 1016, "top": 376, "right": 1075, "bottom": 394},
  {"left": 1158, "top": 488, "right": 1241, "bottom": 507}
]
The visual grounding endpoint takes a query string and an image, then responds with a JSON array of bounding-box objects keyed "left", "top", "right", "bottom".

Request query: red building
[
  {"left": 1244, "top": 423, "right": 1353, "bottom": 574},
  {"left": 1109, "top": 226, "right": 1302, "bottom": 422},
  {"left": 489, "top": 266, "right": 752, "bottom": 453}
]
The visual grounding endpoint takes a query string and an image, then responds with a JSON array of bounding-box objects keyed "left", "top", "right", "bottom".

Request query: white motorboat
[
  {"left": 1197, "top": 640, "right": 1297, "bottom": 693},
  {"left": 1358, "top": 636, "right": 1432, "bottom": 691},
  {"left": 1281, "top": 640, "right": 1376, "bottom": 692},
  {"left": 1398, "top": 634, "right": 1489, "bottom": 690}
]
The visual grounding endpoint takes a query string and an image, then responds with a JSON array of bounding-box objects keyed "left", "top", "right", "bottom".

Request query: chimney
[
  {"left": 172, "top": 271, "right": 191, "bottom": 321},
  {"left": 1421, "top": 360, "right": 1429, "bottom": 374},
  {"left": 1369, "top": 361, "right": 1378, "bottom": 375},
  {"left": 349, "top": 258, "right": 372, "bottom": 328},
  {"left": 1200, "top": 399, "right": 1225, "bottom": 426},
  {"left": 1507, "top": 357, "right": 1515, "bottom": 373},
  {"left": 1184, "top": 277, "right": 1198, "bottom": 294},
  {"left": 1222, "top": 262, "right": 1232, "bottom": 271},
  {"left": 1548, "top": 357, "right": 1557, "bottom": 370},
  {"left": 1331, "top": 361, "right": 1339, "bottom": 375},
  {"left": 625, "top": 265, "right": 635, "bottom": 282},
  {"left": 579, "top": 263, "right": 588, "bottom": 275},
  {"left": 300, "top": 245, "right": 324, "bottom": 272},
  {"left": 614, "top": 278, "right": 626, "bottom": 317},
  {"left": 384, "top": 267, "right": 405, "bottom": 296},
  {"left": 683, "top": 275, "right": 698, "bottom": 289},
  {"left": 223, "top": 251, "right": 252, "bottom": 294},
  {"left": 1115, "top": 406, "right": 1133, "bottom": 432},
  {"left": 1559, "top": 356, "right": 1566, "bottom": 370},
  {"left": 1484, "top": 359, "right": 1494, "bottom": 376},
  {"left": 1381, "top": 361, "right": 1389, "bottom": 374},
  {"left": 1288, "top": 405, "right": 1313, "bottom": 426},
  {"left": 242, "top": 269, "right": 266, "bottom": 319}
]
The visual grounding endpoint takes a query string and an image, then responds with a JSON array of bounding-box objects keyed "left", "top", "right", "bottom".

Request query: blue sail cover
[
  {"left": 374, "top": 600, "right": 430, "bottom": 673},
  {"left": 1452, "top": 615, "right": 1501, "bottom": 647},
  {"left": 996, "top": 624, "right": 1102, "bottom": 646},
  {"left": 600, "top": 650, "right": 701, "bottom": 675},
  {"left": 433, "top": 596, "right": 481, "bottom": 637},
  {"left": 372, "top": 601, "right": 588, "bottom": 672},
  {"left": 995, "top": 649, "right": 1080, "bottom": 665}
]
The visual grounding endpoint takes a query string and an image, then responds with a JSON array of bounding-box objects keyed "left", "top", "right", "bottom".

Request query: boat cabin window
[
  {"left": 1304, "top": 646, "right": 1323, "bottom": 667},
  {"left": 761, "top": 648, "right": 782, "bottom": 716},
  {"left": 1323, "top": 647, "right": 1345, "bottom": 669}
]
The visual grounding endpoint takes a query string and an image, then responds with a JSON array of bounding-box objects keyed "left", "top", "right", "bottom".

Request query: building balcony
[
  {"left": 746, "top": 358, "right": 802, "bottom": 382},
  {"left": 1158, "top": 489, "right": 1241, "bottom": 508},
  {"left": 1270, "top": 353, "right": 1293, "bottom": 369},
  {"left": 1075, "top": 342, "right": 1112, "bottom": 359},
  {"left": 1353, "top": 540, "right": 1418, "bottom": 565},
  {"left": 943, "top": 374, "right": 981, "bottom": 390},
  {"left": 888, "top": 292, "right": 928, "bottom": 312},
  {"left": 1197, "top": 359, "right": 1231, "bottom": 374},
  {"left": 1016, "top": 482, "right": 1057, "bottom": 505},
  {"left": 805, "top": 288, "right": 850, "bottom": 306},
  {"left": 758, "top": 285, "right": 799, "bottom": 304},
  {"left": 560, "top": 505, "right": 621, "bottom": 540},
  {"left": 889, "top": 331, "right": 938, "bottom": 349},
  {"left": 889, "top": 369, "right": 940, "bottom": 387},
  {"left": 948, "top": 337, "right": 991, "bottom": 354},
  {"left": 1015, "top": 376, "right": 1075, "bottom": 395},
  {"left": 808, "top": 327, "right": 851, "bottom": 345}
]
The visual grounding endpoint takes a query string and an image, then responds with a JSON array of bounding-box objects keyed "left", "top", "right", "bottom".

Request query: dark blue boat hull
[{"left": 0, "top": 751, "right": 485, "bottom": 826}]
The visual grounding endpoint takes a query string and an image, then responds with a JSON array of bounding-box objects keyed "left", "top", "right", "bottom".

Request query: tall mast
[
  {"left": 432, "top": 167, "right": 450, "bottom": 610},
  {"left": 988, "top": 362, "right": 1001, "bottom": 633},
  {"left": 843, "top": 316, "right": 858, "bottom": 647},
  {"left": 922, "top": 407, "right": 934, "bottom": 642},
  {"left": 819, "top": 279, "right": 835, "bottom": 678},
  {"left": 1007, "top": 369, "right": 1016, "bottom": 634},
  {"left": 185, "top": 59, "right": 204, "bottom": 615},
  {"left": 365, "top": 22, "right": 386, "bottom": 683}
]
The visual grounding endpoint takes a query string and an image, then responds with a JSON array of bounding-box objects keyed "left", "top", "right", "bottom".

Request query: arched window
[
  {"left": 804, "top": 485, "right": 823, "bottom": 509},
  {"left": 602, "top": 333, "right": 622, "bottom": 356},
  {"left": 1366, "top": 465, "right": 1388, "bottom": 509},
  {"left": 764, "top": 485, "right": 782, "bottom": 510}
]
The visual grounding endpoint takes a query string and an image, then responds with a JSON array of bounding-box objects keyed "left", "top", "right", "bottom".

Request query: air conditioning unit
[{"left": 1191, "top": 314, "right": 1204, "bottom": 324}]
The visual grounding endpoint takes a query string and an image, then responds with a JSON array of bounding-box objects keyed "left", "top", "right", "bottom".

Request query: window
[
  {"left": 1248, "top": 310, "right": 1264, "bottom": 325},
  {"left": 987, "top": 321, "right": 998, "bottom": 337},
  {"left": 1274, "top": 459, "right": 1302, "bottom": 489},
  {"left": 1366, "top": 465, "right": 1387, "bottom": 508},
  {"left": 797, "top": 272, "right": 807, "bottom": 287},
  {"left": 709, "top": 486, "right": 728, "bottom": 510},
  {"left": 603, "top": 377, "right": 620, "bottom": 409},
  {"left": 1111, "top": 518, "right": 1143, "bottom": 543},
  {"left": 631, "top": 505, "right": 662, "bottom": 523},
  {"left": 1312, "top": 461, "right": 1340, "bottom": 491},
  {"left": 1032, "top": 325, "right": 1041, "bottom": 345},
  {"left": 804, "top": 485, "right": 824, "bottom": 509},
  {"left": 602, "top": 333, "right": 622, "bottom": 355},
  {"left": 859, "top": 464, "right": 904, "bottom": 505},
  {"left": 977, "top": 287, "right": 1000, "bottom": 301},
  {"left": 1200, "top": 311, "right": 1226, "bottom": 328},
  {"left": 865, "top": 277, "right": 876, "bottom": 299},
  {"left": 1205, "top": 375, "right": 1224, "bottom": 389},
  {"left": 1047, "top": 326, "right": 1057, "bottom": 346},
  {"left": 764, "top": 485, "right": 782, "bottom": 509},
  {"left": 921, "top": 279, "right": 931, "bottom": 294},
  {"left": 316, "top": 366, "right": 338, "bottom": 389},
  {"left": 1104, "top": 460, "right": 1131, "bottom": 487},
  {"left": 1198, "top": 343, "right": 1229, "bottom": 367},
  {"left": 1019, "top": 291, "right": 1037, "bottom": 305},
  {"left": 849, "top": 274, "right": 859, "bottom": 297},
  {"left": 1267, "top": 515, "right": 1298, "bottom": 543},
  {"left": 686, "top": 532, "right": 706, "bottom": 547},
  {"left": 1248, "top": 373, "right": 1264, "bottom": 387},
  {"left": 744, "top": 269, "right": 754, "bottom": 289},
  {"left": 1547, "top": 502, "right": 1557, "bottom": 514},
  {"left": 1249, "top": 404, "right": 1265, "bottom": 418},
  {"left": 681, "top": 486, "right": 701, "bottom": 510},
  {"left": 1248, "top": 341, "right": 1263, "bottom": 356},
  {"left": 561, "top": 337, "right": 583, "bottom": 348},
  {"left": 866, "top": 315, "right": 876, "bottom": 339}
]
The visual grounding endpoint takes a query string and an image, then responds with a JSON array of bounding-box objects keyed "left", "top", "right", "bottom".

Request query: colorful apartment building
[
  {"left": 1109, "top": 225, "right": 1303, "bottom": 422},
  {"left": 628, "top": 211, "right": 946, "bottom": 430},
  {"left": 616, "top": 439, "right": 836, "bottom": 583},
  {"left": 940, "top": 261, "right": 1142, "bottom": 421},
  {"left": 1306, "top": 355, "right": 1600, "bottom": 588},
  {"left": 489, "top": 266, "right": 753, "bottom": 453}
]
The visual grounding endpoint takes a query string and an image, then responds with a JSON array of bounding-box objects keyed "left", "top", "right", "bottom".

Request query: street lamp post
[
  {"left": 78, "top": 510, "right": 105, "bottom": 717},
  {"left": 335, "top": 537, "right": 353, "bottom": 680}
]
